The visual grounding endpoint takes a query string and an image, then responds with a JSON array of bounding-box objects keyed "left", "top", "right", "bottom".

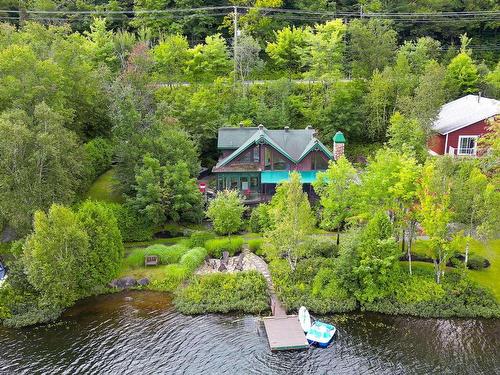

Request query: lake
[{"left": 0, "top": 291, "right": 499, "bottom": 375}]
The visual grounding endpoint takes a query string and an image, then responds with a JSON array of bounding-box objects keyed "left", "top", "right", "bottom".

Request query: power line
[{"left": 0, "top": 6, "right": 499, "bottom": 18}]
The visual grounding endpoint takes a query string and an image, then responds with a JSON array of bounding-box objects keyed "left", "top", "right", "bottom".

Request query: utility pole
[
  {"left": 19, "top": 0, "right": 27, "bottom": 26},
  {"left": 233, "top": 6, "right": 238, "bottom": 85}
]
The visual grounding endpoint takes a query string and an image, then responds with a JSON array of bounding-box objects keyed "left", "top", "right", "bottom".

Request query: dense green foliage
[
  {"left": 1, "top": 202, "right": 123, "bottom": 327},
  {"left": 0, "top": 3, "right": 498, "bottom": 326},
  {"left": 128, "top": 155, "right": 203, "bottom": 226},
  {"left": 175, "top": 271, "right": 269, "bottom": 315},
  {"left": 206, "top": 190, "right": 245, "bottom": 236}
]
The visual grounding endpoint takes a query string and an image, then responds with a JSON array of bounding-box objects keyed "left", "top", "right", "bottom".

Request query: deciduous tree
[
  {"left": 265, "top": 172, "right": 315, "bottom": 270},
  {"left": 206, "top": 190, "right": 245, "bottom": 236}
]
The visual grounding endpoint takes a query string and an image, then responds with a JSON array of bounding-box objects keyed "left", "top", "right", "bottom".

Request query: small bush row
[
  {"left": 204, "top": 237, "right": 244, "bottom": 258},
  {"left": 179, "top": 247, "right": 208, "bottom": 272}
]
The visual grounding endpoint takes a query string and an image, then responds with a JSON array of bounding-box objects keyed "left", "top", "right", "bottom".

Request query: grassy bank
[
  {"left": 85, "top": 169, "right": 124, "bottom": 204},
  {"left": 467, "top": 239, "right": 500, "bottom": 301}
]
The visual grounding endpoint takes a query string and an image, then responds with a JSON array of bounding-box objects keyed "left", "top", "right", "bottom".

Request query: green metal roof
[
  {"left": 333, "top": 131, "right": 346, "bottom": 143},
  {"left": 261, "top": 170, "right": 321, "bottom": 184}
]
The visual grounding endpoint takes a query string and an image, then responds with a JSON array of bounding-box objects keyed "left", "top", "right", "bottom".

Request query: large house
[
  {"left": 212, "top": 125, "right": 345, "bottom": 202},
  {"left": 428, "top": 94, "right": 499, "bottom": 156}
]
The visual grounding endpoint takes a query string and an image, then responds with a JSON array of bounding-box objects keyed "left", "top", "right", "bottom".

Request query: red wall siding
[
  {"left": 428, "top": 134, "right": 445, "bottom": 154},
  {"left": 428, "top": 118, "right": 492, "bottom": 155},
  {"left": 446, "top": 119, "right": 489, "bottom": 153}
]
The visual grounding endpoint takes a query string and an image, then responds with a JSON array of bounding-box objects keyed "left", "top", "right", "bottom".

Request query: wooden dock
[
  {"left": 263, "top": 315, "right": 309, "bottom": 351},
  {"left": 244, "top": 248, "right": 309, "bottom": 351}
]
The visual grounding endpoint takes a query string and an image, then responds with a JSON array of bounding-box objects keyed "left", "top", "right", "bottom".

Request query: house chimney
[
  {"left": 258, "top": 124, "right": 264, "bottom": 131},
  {"left": 333, "top": 131, "right": 346, "bottom": 160},
  {"left": 284, "top": 126, "right": 289, "bottom": 132},
  {"left": 239, "top": 122, "right": 244, "bottom": 128}
]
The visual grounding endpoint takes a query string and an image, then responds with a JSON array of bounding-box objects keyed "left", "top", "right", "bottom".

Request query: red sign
[{"left": 199, "top": 183, "right": 206, "bottom": 193}]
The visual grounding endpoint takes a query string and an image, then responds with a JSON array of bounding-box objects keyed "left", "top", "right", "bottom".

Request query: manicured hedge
[
  {"left": 179, "top": 247, "right": 207, "bottom": 272},
  {"left": 174, "top": 271, "right": 269, "bottom": 314},
  {"left": 204, "top": 237, "right": 244, "bottom": 258}
]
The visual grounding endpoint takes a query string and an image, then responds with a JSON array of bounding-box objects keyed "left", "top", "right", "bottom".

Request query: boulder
[
  {"left": 137, "top": 277, "right": 150, "bottom": 286},
  {"left": 109, "top": 276, "right": 137, "bottom": 289}
]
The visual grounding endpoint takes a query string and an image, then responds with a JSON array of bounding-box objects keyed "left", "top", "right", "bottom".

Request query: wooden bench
[{"left": 144, "top": 255, "right": 159, "bottom": 267}]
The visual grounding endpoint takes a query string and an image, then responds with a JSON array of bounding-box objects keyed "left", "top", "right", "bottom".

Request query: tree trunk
[
  {"left": 401, "top": 229, "right": 405, "bottom": 252},
  {"left": 407, "top": 226, "right": 413, "bottom": 276},
  {"left": 465, "top": 240, "right": 469, "bottom": 266},
  {"left": 336, "top": 230, "right": 340, "bottom": 246},
  {"left": 433, "top": 259, "right": 440, "bottom": 284}
]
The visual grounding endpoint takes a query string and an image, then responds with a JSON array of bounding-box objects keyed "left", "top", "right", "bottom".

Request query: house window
[
  {"left": 217, "top": 177, "right": 224, "bottom": 191},
  {"left": 273, "top": 155, "right": 288, "bottom": 170},
  {"left": 458, "top": 136, "right": 478, "bottom": 156},
  {"left": 250, "top": 176, "right": 259, "bottom": 191},
  {"left": 241, "top": 177, "right": 249, "bottom": 191},
  {"left": 230, "top": 177, "right": 238, "bottom": 189},
  {"left": 264, "top": 148, "right": 272, "bottom": 170},
  {"left": 312, "top": 152, "right": 329, "bottom": 170},
  {"left": 253, "top": 146, "right": 260, "bottom": 162}
]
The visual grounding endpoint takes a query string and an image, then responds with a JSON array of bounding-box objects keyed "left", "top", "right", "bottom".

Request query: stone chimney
[{"left": 333, "top": 131, "right": 346, "bottom": 160}]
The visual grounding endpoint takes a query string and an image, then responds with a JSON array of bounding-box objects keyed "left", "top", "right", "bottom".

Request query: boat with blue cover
[{"left": 305, "top": 321, "right": 336, "bottom": 348}]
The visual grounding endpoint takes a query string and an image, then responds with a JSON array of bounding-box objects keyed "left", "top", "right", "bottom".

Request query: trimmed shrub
[
  {"left": 467, "top": 254, "right": 490, "bottom": 270},
  {"left": 189, "top": 231, "right": 215, "bottom": 248},
  {"left": 248, "top": 239, "right": 263, "bottom": 253},
  {"left": 179, "top": 247, "right": 207, "bottom": 272},
  {"left": 204, "top": 237, "right": 244, "bottom": 258},
  {"left": 174, "top": 271, "right": 269, "bottom": 314}
]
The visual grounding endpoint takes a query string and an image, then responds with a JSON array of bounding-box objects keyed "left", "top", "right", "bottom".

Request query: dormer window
[{"left": 312, "top": 152, "right": 328, "bottom": 170}]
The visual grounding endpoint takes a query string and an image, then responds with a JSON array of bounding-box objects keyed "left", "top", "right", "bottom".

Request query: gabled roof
[
  {"left": 432, "top": 95, "right": 499, "bottom": 135},
  {"left": 215, "top": 126, "right": 332, "bottom": 169},
  {"left": 297, "top": 138, "right": 333, "bottom": 161}
]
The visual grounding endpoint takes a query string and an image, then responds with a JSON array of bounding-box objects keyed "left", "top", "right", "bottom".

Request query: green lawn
[
  {"left": 85, "top": 169, "right": 124, "bottom": 204},
  {"left": 467, "top": 239, "right": 500, "bottom": 301},
  {"left": 409, "top": 239, "right": 500, "bottom": 301},
  {"left": 118, "top": 262, "right": 171, "bottom": 281}
]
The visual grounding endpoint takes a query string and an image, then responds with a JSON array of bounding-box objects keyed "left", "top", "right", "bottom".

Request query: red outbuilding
[{"left": 428, "top": 94, "right": 499, "bottom": 156}]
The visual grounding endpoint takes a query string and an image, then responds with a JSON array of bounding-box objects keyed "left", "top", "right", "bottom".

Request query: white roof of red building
[{"left": 432, "top": 94, "right": 499, "bottom": 135}]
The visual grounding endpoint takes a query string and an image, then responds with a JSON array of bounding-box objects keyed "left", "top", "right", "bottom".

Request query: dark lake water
[{"left": 0, "top": 291, "right": 499, "bottom": 375}]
